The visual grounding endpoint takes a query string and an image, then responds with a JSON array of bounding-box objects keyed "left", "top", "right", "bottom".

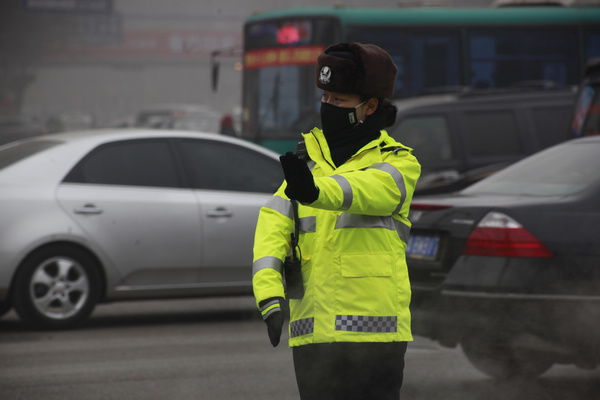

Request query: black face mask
[{"left": 320, "top": 101, "right": 366, "bottom": 138}]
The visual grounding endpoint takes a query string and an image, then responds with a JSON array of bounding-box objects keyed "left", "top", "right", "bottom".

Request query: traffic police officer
[{"left": 252, "top": 42, "right": 421, "bottom": 400}]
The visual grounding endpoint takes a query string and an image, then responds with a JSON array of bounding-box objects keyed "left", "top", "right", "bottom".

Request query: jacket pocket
[{"left": 336, "top": 253, "right": 397, "bottom": 320}]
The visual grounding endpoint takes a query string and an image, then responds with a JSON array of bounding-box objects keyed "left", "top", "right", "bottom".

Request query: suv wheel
[
  {"left": 13, "top": 245, "right": 101, "bottom": 329},
  {"left": 461, "top": 334, "right": 553, "bottom": 380}
]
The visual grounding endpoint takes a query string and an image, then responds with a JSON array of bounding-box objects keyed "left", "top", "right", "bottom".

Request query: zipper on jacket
[{"left": 308, "top": 130, "right": 336, "bottom": 171}]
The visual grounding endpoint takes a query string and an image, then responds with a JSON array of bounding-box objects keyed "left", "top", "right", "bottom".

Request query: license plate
[{"left": 406, "top": 233, "right": 440, "bottom": 260}]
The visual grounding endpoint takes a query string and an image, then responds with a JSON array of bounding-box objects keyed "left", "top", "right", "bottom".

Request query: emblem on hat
[{"left": 319, "top": 66, "right": 331, "bottom": 84}]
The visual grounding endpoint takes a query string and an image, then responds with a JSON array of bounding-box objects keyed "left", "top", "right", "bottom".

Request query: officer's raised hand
[
  {"left": 279, "top": 152, "right": 319, "bottom": 204},
  {"left": 259, "top": 297, "right": 284, "bottom": 347}
]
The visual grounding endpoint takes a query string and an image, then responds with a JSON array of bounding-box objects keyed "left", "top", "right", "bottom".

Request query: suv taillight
[{"left": 463, "top": 212, "right": 553, "bottom": 258}]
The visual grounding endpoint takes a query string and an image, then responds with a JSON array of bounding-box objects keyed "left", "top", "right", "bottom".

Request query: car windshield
[{"left": 462, "top": 139, "right": 600, "bottom": 196}]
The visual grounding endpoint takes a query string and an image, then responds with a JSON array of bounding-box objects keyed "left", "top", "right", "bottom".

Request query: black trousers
[{"left": 292, "top": 342, "right": 408, "bottom": 400}]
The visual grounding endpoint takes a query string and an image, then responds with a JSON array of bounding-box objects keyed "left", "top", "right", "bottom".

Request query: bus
[{"left": 240, "top": 6, "right": 600, "bottom": 153}]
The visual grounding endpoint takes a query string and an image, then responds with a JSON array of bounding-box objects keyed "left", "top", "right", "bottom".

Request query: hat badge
[{"left": 319, "top": 66, "right": 331, "bottom": 84}]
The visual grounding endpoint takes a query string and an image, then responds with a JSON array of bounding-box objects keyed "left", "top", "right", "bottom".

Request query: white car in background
[{"left": 134, "top": 104, "right": 222, "bottom": 133}]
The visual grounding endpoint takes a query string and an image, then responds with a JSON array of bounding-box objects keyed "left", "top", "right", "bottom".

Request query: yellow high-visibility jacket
[{"left": 252, "top": 128, "right": 421, "bottom": 347}]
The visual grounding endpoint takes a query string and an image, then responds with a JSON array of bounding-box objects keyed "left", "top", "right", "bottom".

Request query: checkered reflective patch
[
  {"left": 290, "top": 317, "right": 314, "bottom": 338},
  {"left": 335, "top": 315, "right": 397, "bottom": 333}
]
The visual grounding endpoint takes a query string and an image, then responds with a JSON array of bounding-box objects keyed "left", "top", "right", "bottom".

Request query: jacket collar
[{"left": 302, "top": 128, "right": 392, "bottom": 174}]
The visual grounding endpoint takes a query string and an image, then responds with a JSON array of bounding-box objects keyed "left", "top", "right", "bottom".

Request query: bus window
[
  {"left": 348, "top": 29, "right": 462, "bottom": 97},
  {"left": 469, "top": 28, "right": 578, "bottom": 88},
  {"left": 584, "top": 29, "right": 600, "bottom": 60}
]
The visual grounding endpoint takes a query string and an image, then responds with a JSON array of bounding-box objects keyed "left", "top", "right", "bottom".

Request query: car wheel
[
  {"left": 461, "top": 335, "right": 553, "bottom": 380},
  {"left": 12, "top": 245, "right": 101, "bottom": 329}
]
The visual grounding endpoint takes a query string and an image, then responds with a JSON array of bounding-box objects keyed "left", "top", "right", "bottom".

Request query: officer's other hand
[
  {"left": 279, "top": 152, "right": 319, "bottom": 203},
  {"left": 259, "top": 297, "right": 284, "bottom": 347},
  {"left": 266, "top": 310, "right": 284, "bottom": 347}
]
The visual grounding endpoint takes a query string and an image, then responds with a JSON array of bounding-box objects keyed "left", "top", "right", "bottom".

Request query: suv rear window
[
  {"left": 461, "top": 110, "right": 523, "bottom": 158},
  {"left": 390, "top": 115, "right": 453, "bottom": 163},
  {"left": 532, "top": 105, "right": 573, "bottom": 148}
]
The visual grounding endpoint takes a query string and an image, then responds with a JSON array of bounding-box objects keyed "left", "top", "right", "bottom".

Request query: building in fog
[{"left": 15, "top": 0, "right": 495, "bottom": 129}]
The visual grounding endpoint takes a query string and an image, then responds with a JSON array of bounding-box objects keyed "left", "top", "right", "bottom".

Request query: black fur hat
[{"left": 316, "top": 42, "right": 398, "bottom": 98}]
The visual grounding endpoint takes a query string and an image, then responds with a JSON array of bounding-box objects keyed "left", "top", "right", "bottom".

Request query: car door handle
[
  {"left": 74, "top": 204, "right": 103, "bottom": 215},
  {"left": 206, "top": 207, "right": 233, "bottom": 218}
]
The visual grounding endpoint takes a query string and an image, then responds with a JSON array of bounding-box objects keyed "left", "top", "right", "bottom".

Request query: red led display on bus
[{"left": 245, "top": 45, "right": 324, "bottom": 70}]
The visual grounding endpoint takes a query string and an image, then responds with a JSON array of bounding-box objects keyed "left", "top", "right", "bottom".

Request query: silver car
[{"left": 0, "top": 129, "right": 283, "bottom": 329}]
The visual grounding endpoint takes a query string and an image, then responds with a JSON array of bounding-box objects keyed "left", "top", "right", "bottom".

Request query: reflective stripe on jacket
[{"left": 252, "top": 128, "right": 421, "bottom": 347}]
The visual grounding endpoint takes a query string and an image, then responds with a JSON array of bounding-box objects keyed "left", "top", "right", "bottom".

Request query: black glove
[
  {"left": 279, "top": 152, "right": 319, "bottom": 203},
  {"left": 259, "top": 297, "right": 284, "bottom": 347}
]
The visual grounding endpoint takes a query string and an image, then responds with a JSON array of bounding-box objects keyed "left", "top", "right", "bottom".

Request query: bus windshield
[{"left": 242, "top": 17, "right": 340, "bottom": 153}]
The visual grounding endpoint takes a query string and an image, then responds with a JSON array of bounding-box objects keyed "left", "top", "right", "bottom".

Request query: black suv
[{"left": 388, "top": 86, "right": 576, "bottom": 195}]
